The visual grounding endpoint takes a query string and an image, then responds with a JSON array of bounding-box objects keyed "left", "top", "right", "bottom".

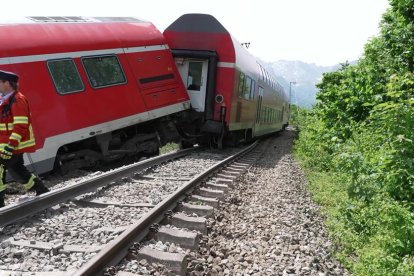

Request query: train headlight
[{"left": 215, "top": 94, "right": 224, "bottom": 104}]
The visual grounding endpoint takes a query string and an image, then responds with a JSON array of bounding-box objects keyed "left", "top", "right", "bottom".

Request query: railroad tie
[
  {"left": 226, "top": 166, "right": 246, "bottom": 173},
  {"left": 216, "top": 173, "right": 237, "bottom": 181},
  {"left": 221, "top": 169, "right": 240, "bottom": 176},
  {"left": 189, "top": 195, "right": 219, "bottom": 208},
  {"left": 154, "top": 226, "right": 199, "bottom": 250},
  {"left": 171, "top": 213, "right": 207, "bottom": 235},
  {"left": 233, "top": 161, "right": 252, "bottom": 167},
  {"left": 117, "top": 272, "right": 143, "bottom": 276},
  {"left": 215, "top": 178, "right": 234, "bottom": 187},
  {"left": 205, "top": 182, "right": 229, "bottom": 192},
  {"left": 136, "top": 247, "right": 187, "bottom": 275},
  {"left": 229, "top": 164, "right": 249, "bottom": 170},
  {"left": 180, "top": 202, "right": 214, "bottom": 218},
  {"left": 198, "top": 187, "right": 225, "bottom": 200}
]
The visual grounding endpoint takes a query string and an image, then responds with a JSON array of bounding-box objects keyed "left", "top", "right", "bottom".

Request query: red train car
[
  {"left": 164, "top": 14, "right": 290, "bottom": 147},
  {"left": 0, "top": 17, "right": 190, "bottom": 174}
]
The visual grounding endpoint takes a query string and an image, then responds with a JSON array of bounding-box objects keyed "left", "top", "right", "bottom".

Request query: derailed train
[{"left": 0, "top": 14, "right": 289, "bottom": 175}]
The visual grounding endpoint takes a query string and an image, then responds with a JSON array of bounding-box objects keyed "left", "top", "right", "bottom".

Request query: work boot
[
  {"left": 31, "top": 177, "right": 49, "bottom": 196},
  {"left": 0, "top": 191, "right": 5, "bottom": 207}
]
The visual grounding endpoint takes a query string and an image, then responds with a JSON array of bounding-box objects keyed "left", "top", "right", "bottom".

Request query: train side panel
[
  {"left": 165, "top": 14, "right": 289, "bottom": 146},
  {"left": 0, "top": 18, "right": 190, "bottom": 174}
]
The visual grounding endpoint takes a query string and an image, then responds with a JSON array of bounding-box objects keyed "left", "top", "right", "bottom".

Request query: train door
[
  {"left": 175, "top": 59, "right": 208, "bottom": 112},
  {"left": 256, "top": 86, "right": 264, "bottom": 124},
  {"left": 253, "top": 86, "right": 264, "bottom": 135}
]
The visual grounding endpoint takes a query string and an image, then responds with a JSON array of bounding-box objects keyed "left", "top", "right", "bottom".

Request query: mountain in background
[{"left": 262, "top": 60, "right": 341, "bottom": 107}]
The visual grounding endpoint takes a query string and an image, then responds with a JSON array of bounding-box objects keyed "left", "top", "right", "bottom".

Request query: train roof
[
  {"left": 0, "top": 16, "right": 148, "bottom": 24},
  {"left": 164, "top": 14, "right": 234, "bottom": 62},
  {"left": 0, "top": 17, "right": 164, "bottom": 59},
  {"left": 164, "top": 14, "right": 227, "bottom": 34}
]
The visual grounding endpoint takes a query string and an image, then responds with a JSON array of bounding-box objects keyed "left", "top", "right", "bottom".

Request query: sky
[{"left": 7, "top": 0, "right": 390, "bottom": 66}]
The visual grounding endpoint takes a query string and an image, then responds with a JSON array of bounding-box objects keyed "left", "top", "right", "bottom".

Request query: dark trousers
[{"left": 0, "top": 154, "right": 32, "bottom": 186}]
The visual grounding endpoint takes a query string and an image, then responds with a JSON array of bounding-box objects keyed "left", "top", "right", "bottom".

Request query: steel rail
[
  {"left": 0, "top": 147, "right": 200, "bottom": 228},
  {"left": 73, "top": 140, "right": 258, "bottom": 276}
]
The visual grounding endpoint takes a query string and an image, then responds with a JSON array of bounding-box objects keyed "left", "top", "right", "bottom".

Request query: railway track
[
  {"left": 0, "top": 147, "right": 201, "bottom": 227},
  {"left": 0, "top": 139, "right": 266, "bottom": 275}
]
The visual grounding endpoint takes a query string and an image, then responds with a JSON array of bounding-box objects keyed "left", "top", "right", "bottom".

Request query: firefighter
[{"left": 0, "top": 70, "right": 49, "bottom": 207}]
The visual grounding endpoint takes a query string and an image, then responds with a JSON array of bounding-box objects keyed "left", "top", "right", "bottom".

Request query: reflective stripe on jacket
[{"left": 0, "top": 91, "right": 36, "bottom": 153}]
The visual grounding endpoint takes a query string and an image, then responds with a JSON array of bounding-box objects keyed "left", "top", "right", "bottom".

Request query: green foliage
[
  {"left": 344, "top": 196, "right": 414, "bottom": 276},
  {"left": 289, "top": 104, "right": 312, "bottom": 127},
  {"left": 293, "top": 110, "right": 335, "bottom": 171},
  {"left": 370, "top": 73, "right": 414, "bottom": 203},
  {"left": 288, "top": 104, "right": 300, "bottom": 126},
  {"left": 160, "top": 143, "right": 179, "bottom": 154},
  {"left": 294, "top": 0, "right": 414, "bottom": 274}
]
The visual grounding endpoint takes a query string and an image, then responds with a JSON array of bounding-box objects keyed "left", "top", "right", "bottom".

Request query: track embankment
[{"left": 188, "top": 128, "right": 348, "bottom": 275}]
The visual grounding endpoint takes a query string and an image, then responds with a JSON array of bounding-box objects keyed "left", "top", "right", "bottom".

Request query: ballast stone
[{"left": 0, "top": 272, "right": 69, "bottom": 276}]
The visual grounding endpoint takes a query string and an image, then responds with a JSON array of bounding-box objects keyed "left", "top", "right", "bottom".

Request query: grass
[{"left": 160, "top": 143, "right": 180, "bottom": 155}]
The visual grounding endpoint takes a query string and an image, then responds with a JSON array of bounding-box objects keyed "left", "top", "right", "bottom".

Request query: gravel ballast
[{"left": 187, "top": 129, "right": 348, "bottom": 275}]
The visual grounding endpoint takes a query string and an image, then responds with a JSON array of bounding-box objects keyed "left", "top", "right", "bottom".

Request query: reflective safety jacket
[{"left": 0, "top": 91, "right": 36, "bottom": 154}]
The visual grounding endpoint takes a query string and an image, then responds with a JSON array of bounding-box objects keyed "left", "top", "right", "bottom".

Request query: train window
[
  {"left": 47, "top": 59, "right": 85, "bottom": 94},
  {"left": 259, "top": 65, "right": 265, "bottom": 81},
  {"left": 269, "top": 109, "right": 272, "bottom": 123},
  {"left": 256, "top": 86, "right": 264, "bottom": 123},
  {"left": 265, "top": 70, "right": 270, "bottom": 85},
  {"left": 257, "top": 64, "right": 262, "bottom": 81},
  {"left": 238, "top": 72, "right": 245, "bottom": 98},
  {"left": 263, "top": 108, "right": 266, "bottom": 123},
  {"left": 250, "top": 80, "right": 256, "bottom": 100},
  {"left": 187, "top": 62, "right": 202, "bottom": 91},
  {"left": 267, "top": 108, "right": 270, "bottom": 123},
  {"left": 82, "top": 55, "right": 127, "bottom": 88},
  {"left": 244, "top": 76, "right": 252, "bottom": 100},
  {"left": 262, "top": 67, "right": 267, "bottom": 82}
]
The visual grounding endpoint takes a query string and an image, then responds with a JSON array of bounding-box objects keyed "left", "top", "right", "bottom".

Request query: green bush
[{"left": 293, "top": 1, "right": 414, "bottom": 273}]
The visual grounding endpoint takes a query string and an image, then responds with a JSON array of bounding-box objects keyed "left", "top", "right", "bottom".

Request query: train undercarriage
[{"left": 54, "top": 117, "right": 181, "bottom": 174}]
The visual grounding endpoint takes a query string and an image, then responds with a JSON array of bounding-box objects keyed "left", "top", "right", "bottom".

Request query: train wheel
[
  {"left": 53, "top": 155, "right": 69, "bottom": 176},
  {"left": 180, "top": 140, "right": 194, "bottom": 149},
  {"left": 218, "top": 136, "right": 223, "bottom": 150}
]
